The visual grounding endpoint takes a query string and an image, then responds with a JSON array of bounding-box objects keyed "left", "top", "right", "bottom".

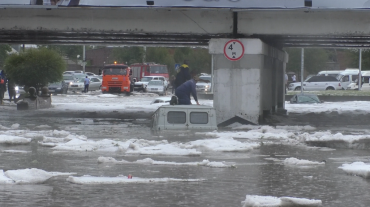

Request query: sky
[{"left": 1, "top": 92, "right": 370, "bottom": 206}]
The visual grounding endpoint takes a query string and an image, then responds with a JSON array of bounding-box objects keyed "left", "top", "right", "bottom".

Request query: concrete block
[{"left": 18, "top": 96, "right": 52, "bottom": 110}]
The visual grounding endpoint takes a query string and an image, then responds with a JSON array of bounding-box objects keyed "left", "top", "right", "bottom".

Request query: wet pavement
[{"left": 1, "top": 95, "right": 370, "bottom": 207}]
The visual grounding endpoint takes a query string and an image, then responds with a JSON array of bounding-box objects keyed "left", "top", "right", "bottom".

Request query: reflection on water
[{"left": 1, "top": 116, "right": 370, "bottom": 206}]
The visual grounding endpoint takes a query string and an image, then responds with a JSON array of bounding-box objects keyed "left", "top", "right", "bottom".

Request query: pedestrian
[
  {"left": 0, "top": 76, "right": 4, "bottom": 105},
  {"left": 0, "top": 71, "right": 6, "bottom": 104},
  {"left": 284, "top": 73, "right": 288, "bottom": 93},
  {"left": 292, "top": 74, "right": 296, "bottom": 82},
  {"left": 84, "top": 76, "right": 90, "bottom": 93},
  {"left": 7, "top": 78, "right": 16, "bottom": 102},
  {"left": 170, "top": 75, "right": 176, "bottom": 94},
  {"left": 174, "top": 60, "right": 191, "bottom": 89},
  {"left": 175, "top": 74, "right": 200, "bottom": 105}
]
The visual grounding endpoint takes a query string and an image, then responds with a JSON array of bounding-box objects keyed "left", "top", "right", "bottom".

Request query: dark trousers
[
  {"left": 84, "top": 84, "right": 89, "bottom": 92},
  {"left": 8, "top": 89, "right": 16, "bottom": 102},
  {"left": 0, "top": 87, "right": 3, "bottom": 102},
  {"left": 175, "top": 91, "right": 191, "bottom": 105}
]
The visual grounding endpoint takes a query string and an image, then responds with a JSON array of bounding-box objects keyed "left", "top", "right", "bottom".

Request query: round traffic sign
[{"left": 224, "top": 40, "right": 245, "bottom": 61}]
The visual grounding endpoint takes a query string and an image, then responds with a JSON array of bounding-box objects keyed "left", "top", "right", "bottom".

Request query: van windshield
[{"left": 336, "top": 74, "right": 344, "bottom": 81}]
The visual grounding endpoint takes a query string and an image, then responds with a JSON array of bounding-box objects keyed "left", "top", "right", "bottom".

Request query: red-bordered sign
[{"left": 224, "top": 39, "right": 245, "bottom": 61}]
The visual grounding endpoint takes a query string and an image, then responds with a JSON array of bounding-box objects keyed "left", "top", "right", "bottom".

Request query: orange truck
[{"left": 100, "top": 64, "right": 134, "bottom": 94}]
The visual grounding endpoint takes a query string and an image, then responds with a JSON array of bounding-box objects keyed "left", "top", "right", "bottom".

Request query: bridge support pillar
[{"left": 209, "top": 38, "right": 288, "bottom": 126}]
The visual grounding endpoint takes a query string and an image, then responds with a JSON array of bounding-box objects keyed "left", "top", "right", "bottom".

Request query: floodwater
[{"left": 1, "top": 112, "right": 370, "bottom": 207}]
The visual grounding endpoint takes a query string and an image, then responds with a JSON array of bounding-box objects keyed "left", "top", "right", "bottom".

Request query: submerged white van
[{"left": 151, "top": 105, "right": 218, "bottom": 132}]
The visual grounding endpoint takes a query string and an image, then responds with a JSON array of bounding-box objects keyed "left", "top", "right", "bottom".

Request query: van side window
[
  {"left": 167, "top": 111, "right": 186, "bottom": 124},
  {"left": 190, "top": 112, "right": 208, "bottom": 124},
  {"left": 353, "top": 75, "right": 359, "bottom": 81}
]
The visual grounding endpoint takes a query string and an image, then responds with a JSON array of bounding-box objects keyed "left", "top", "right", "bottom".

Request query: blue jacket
[
  {"left": 175, "top": 64, "right": 191, "bottom": 88},
  {"left": 84, "top": 78, "right": 90, "bottom": 85},
  {"left": 175, "top": 79, "right": 198, "bottom": 102}
]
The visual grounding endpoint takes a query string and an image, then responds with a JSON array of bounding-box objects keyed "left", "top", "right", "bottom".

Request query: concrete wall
[{"left": 209, "top": 38, "right": 287, "bottom": 125}]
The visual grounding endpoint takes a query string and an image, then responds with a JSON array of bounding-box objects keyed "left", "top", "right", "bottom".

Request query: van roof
[
  {"left": 154, "top": 105, "right": 215, "bottom": 113},
  {"left": 338, "top": 71, "right": 360, "bottom": 75},
  {"left": 317, "top": 70, "right": 343, "bottom": 74},
  {"left": 158, "top": 105, "right": 215, "bottom": 109}
]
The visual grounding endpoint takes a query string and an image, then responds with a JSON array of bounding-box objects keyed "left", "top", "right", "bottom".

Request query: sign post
[
  {"left": 175, "top": 63, "right": 180, "bottom": 72},
  {"left": 224, "top": 39, "right": 245, "bottom": 61}
]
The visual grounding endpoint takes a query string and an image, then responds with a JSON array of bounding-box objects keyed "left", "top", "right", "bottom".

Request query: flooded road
[{"left": 1, "top": 110, "right": 370, "bottom": 207}]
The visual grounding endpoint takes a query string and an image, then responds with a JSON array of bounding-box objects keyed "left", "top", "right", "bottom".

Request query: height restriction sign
[{"left": 224, "top": 39, "right": 245, "bottom": 61}]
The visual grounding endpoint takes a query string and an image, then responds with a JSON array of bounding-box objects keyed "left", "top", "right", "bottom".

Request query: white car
[
  {"left": 288, "top": 76, "right": 341, "bottom": 91},
  {"left": 85, "top": 72, "right": 97, "bottom": 76},
  {"left": 134, "top": 76, "right": 168, "bottom": 92},
  {"left": 70, "top": 77, "right": 102, "bottom": 92},
  {"left": 196, "top": 75, "right": 212, "bottom": 93},
  {"left": 150, "top": 97, "right": 171, "bottom": 105},
  {"left": 146, "top": 80, "right": 167, "bottom": 95}
]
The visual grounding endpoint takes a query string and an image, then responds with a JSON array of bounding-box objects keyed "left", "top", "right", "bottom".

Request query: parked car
[
  {"left": 63, "top": 71, "right": 75, "bottom": 75},
  {"left": 72, "top": 73, "right": 86, "bottom": 81},
  {"left": 150, "top": 97, "right": 171, "bottom": 105},
  {"left": 134, "top": 76, "right": 168, "bottom": 92},
  {"left": 70, "top": 77, "right": 102, "bottom": 92},
  {"left": 196, "top": 75, "right": 212, "bottom": 93},
  {"left": 85, "top": 72, "right": 97, "bottom": 76},
  {"left": 63, "top": 75, "right": 75, "bottom": 85},
  {"left": 48, "top": 81, "right": 69, "bottom": 94},
  {"left": 146, "top": 80, "right": 166, "bottom": 95},
  {"left": 288, "top": 76, "right": 341, "bottom": 91},
  {"left": 15, "top": 85, "right": 25, "bottom": 94}
]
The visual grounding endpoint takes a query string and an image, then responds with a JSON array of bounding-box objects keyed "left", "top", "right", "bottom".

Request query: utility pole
[
  {"left": 82, "top": 45, "right": 86, "bottom": 74},
  {"left": 300, "top": 48, "right": 304, "bottom": 94},
  {"left": 359, "top": 49, "right": 362, "bottom": 90},
  {"left": 143, "top": 46, "right": 146, "bottom": 63}
]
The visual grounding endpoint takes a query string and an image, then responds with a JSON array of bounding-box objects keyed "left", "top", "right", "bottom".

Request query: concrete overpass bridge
[{"left": 2, "top": 0, "right": 370, "bottom": 125}]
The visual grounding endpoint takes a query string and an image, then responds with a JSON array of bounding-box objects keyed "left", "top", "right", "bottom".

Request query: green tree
[
  {"left": 346, "top": 49, "right": 370, "bottom": 70},
  {"left": 110, "top": 46, "right": 211, "bottom": 76},
  {"left": 4, "top": 48, "right": 66, "bottom": 92},
  {"left": 39, "top": 45, "right": 84, "bottom": 62},
  {"left": 173, "top": 47, "right": 211, "bottom": 75},
  {"left": 187, "top": 48, "right": 211, "bottom": 75},
  {"left": 173, "top": 47, "right": 192, "bottom": 64},
  {"left": 0, "top": 44, "right": 12, "bottom": 67},
  {"left": 285, "top": 48, "right": 329, "bottom": 75},
  {"left": 112, "top": 46, "right": 144, "bottom": 65},
  {"left": 146, "top": 47, "right": 175, "bottom": 75}
]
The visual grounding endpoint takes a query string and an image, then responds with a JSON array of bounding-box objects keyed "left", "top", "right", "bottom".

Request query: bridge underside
[
  {"left": 4, "top": 30, "right": 370, "bottom": 48},
  {"left": 2, "top": 8, "right": 370, "bottom": 48}
]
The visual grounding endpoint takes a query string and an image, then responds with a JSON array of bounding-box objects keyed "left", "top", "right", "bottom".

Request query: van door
[
  {"left": 304, "top": 76, "right": 319, "bottom": 91},
  {"left": 340, "top": 75, "right": 350, "bottom": 89}
]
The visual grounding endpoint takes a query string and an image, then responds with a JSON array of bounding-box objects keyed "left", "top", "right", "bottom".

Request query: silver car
[
  {"left": 146, "top": 80, "right": 166, "bottom": 95},
  {"left": 70, "top": 77, "right": 102, "bottom": 92},
  {"left": 196, "top": 75, "right": 212, "bottom": 93}
]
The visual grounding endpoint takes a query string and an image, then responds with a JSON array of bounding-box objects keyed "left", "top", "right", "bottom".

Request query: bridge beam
[{"left": 209, "top": 38, "right": 288, "bottom": 126}]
